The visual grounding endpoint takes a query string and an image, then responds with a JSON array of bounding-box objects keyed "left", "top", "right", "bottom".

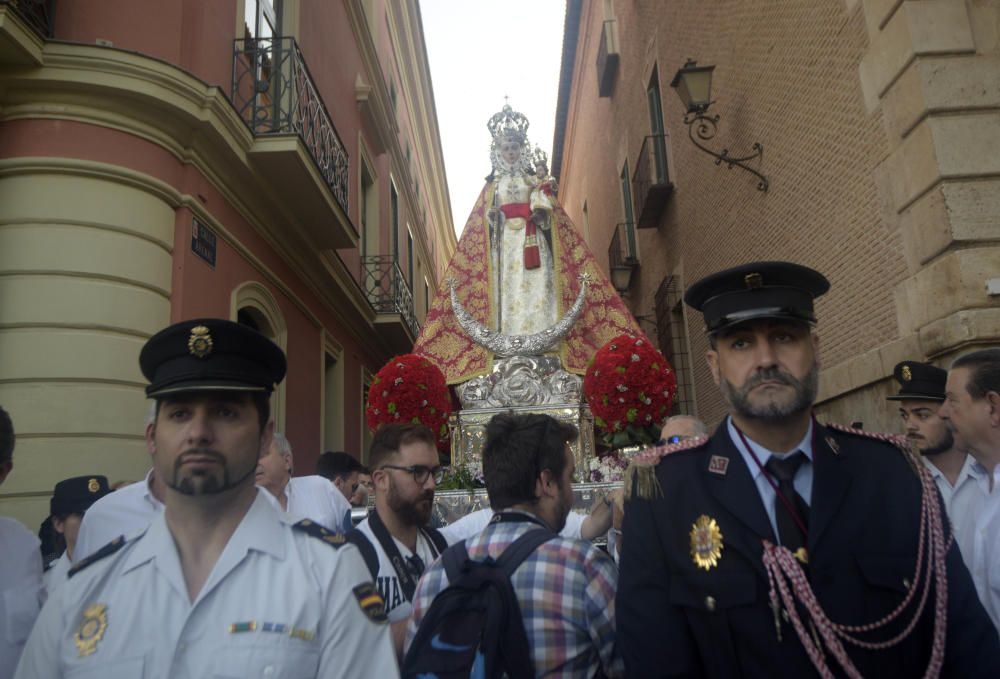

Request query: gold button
[{"left": 705, "top": 596, "right": 716, "bottom": 612}]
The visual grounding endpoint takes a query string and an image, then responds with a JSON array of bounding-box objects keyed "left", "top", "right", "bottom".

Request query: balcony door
[{"left": 647, "top": 68, "right": 667, "bottom": 184}]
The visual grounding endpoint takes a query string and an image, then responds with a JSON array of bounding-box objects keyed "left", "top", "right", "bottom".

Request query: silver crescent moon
[{"left": 448, "top": 277, "right": 588, "bottom": 357}]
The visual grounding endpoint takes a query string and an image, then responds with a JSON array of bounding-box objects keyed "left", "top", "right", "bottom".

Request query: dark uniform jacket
[{"left": 617, "top": 421, "right": 1000, "bottom": 678}]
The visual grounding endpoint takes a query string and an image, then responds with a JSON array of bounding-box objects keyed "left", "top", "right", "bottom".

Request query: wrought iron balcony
[
  {"left": 632, "top": 133, "right": 674, "bottom": 228},
  {"left": 0, "top": 0, "right": 53, "bottom": 38},
  {"left": 232, "top": 37, "right": 349, "bottom": 214},
  {"left": 608, "top": 222, "right": 638, "bottom": 293},
  {"left": 361, "top": 256, "right": 418, "bottom": 339},
  {"left": 596, "top": 19, "right": 619, "bottom": 98}
]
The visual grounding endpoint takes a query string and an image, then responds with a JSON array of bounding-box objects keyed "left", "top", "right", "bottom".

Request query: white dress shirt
[
  {"left": 14, "top": 491, "right": 399, "bottom": 679},
  {"left": 968, "top": 461, "right": 1000, "bottom": 632},
  {"left": 0, "top": 517, "right": 43, "bottom": 679},
  {"left": 727, "top": 417, "right": 814, "bottom": 543},
  {"left": 73, "top": 470, "right": 163, "bottom": 562},
  {"left": 922, "top": 454, "right": 987, "bottom": 565},
  {"left": 42, "top": 552, "right": 72, "bottom": 600},
  {"left": 273, "top": 475, "right": 352, "bottom": 534}
]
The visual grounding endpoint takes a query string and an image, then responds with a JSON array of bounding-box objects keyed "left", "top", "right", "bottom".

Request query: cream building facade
[{"left": 0, "top": 0, "right": 455, "bottom": 529}]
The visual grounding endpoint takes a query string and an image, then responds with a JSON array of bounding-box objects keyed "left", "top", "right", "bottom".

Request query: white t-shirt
[
  {"left": 355, "top": 518, "right": 443, "bottom": 623},
  {"left": 0, "top": 517, "right": 43, "bottom": 679},
  {"left": 438, "top": 507, "right": 587, "bottom": 544}
]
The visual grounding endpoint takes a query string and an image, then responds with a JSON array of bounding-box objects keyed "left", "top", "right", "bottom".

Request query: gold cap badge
[
  {"left": 74, "top": 603, "right": 108, "bottom": 657},
  {"left": 901, "top": 365, "right": 912, "bottom": 382},
  {"left": 690, "top": 515, "right": 724, "bottom": 570},
  {"left": 188, "top": 325, "right": 213, "bottom": 358},
  {"left": 744, "top": 273, "right": 763, "bottom": 289},
  {"left": 87, "top": 478, "right": 100, "bottom": 493}
]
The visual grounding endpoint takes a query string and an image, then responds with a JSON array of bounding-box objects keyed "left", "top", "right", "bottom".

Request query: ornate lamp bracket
[{"left": 682, "top": 108, "right": 769, "bottom": 192}]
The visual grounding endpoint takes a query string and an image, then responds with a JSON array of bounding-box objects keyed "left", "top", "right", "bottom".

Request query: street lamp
[
  {"left": 670, "top": 60, "right": 715, "bottom": 113},
  {"left": 669, "top": 59, "right": 769, "bottom": 192},
  {"left": 610, "top": 264, "right": 635, "bottom": 293}
]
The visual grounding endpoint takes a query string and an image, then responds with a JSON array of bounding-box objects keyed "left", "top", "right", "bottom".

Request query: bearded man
[
  {"left": 347, "top": 424, "right": 447, "bottom": 659},
  {"left": 617, "top": 262, "right": 1000, "bottom": 678},
  {"left": 887, "top": 360, "right": 984, "bottom": 566}
]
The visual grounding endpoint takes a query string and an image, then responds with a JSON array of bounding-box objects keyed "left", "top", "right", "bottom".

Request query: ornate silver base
[
  {"left": 456, "top": 356, "right": 582, "bottom": 409},
  {"left": 448, "top": 402, "right": 596, "bottom": 479}
]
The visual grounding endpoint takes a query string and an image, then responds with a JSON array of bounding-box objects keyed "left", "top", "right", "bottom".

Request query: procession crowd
[{"left": 2, "top": 261, "right": 1000, "bottom": 678}]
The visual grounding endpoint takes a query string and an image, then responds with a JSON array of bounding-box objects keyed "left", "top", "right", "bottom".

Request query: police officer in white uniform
[
  {"left": 15, "top": 319, "right": 398, "bottom": 679},
  {"left": 72, "top": 467, "right": 165, "bottom": 562},
  {"left": 43, "top": 475, "right": 111, "bottom": 597}
]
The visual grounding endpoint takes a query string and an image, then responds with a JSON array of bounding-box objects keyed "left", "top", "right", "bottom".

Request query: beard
[
  {"left": 168, "top": 448, "right": 254, "bottom": 496},
  {"left": 551, "top": 483, "right": 572, "bottom": 534},
  {"left": 912, "top": 427, "right": 955, "bottom": 457},
  {"left": 721, "top": 362, "right": 819, "bottom": 423},
  {"left": 386, "top": 475, "right": 434, "bottom": 526}
]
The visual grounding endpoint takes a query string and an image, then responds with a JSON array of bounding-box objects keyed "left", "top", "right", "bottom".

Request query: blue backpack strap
[
  {"left": 345, "top": 528, "right": 380, "bottom": 581},
  {"left": 496, "top": 528, "right": 555, "bottom": 577}
]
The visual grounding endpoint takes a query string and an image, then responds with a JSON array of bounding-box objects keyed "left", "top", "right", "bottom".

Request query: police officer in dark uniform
[{"left": 617, "top": 262, "right": 1000, "bottom": 677}]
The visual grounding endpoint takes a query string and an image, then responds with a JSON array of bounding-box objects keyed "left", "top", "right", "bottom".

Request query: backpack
[{"left": 401, "top": 527, "right": 555, "bottom": 679}]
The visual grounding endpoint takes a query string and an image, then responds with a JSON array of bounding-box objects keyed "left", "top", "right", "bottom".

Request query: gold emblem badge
[
  {"left": 87, "top": 478, "right": 100, "bottom": 493},
  {"left": 744, "top": 273, "right": 763, "bottom": 289},
  {"left": 901, "top": 365, "right": 913, "bottom": 382},
  {"left": 74, "top": 603, "right": 108, "bottom": 657},
  {"left": 187, "top": 325, "right": 213, "bottom": 358},
  {"left": 690, "top": 515, "right": 724, "bottom": 570}
]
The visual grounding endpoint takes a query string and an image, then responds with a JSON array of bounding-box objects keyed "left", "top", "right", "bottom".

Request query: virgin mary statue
[{"left": 414, "top": 103, "right": 641, "bottom": 387}]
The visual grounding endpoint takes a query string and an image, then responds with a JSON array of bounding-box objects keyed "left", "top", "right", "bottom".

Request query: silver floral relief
[
  {"left": 457, "top": 356, "right": 582, "bottom": 409},
  {"left": 447, "top": 275, "right": 588, "bottom": 358}
]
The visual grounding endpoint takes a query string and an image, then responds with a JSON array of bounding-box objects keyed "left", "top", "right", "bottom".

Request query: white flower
[{"left": 589, "top": 458, "right": 600, "bottom": 471}]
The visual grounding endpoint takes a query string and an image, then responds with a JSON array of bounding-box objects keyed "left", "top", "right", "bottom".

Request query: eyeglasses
[{"left": 380, "top": 464, "right": 445, "bottom": 485}]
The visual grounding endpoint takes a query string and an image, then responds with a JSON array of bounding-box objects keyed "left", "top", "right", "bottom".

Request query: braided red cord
[{"left": 761, "top": 457, "right": 949, "bottom": 677}]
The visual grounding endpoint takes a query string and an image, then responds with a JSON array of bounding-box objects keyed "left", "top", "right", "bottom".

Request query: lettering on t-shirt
[{"left": 377, "top": 576, "right": 403, "bottom": 613}]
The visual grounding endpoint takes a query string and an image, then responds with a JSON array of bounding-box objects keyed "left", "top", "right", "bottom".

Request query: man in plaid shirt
[{"left": 406, "top": 414, "right": 623, "bottom": 677}]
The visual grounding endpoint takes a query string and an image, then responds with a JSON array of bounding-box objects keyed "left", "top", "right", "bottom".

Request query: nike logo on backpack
[{"left": 430, "top": 634, "right": 472, "bottom": 652}]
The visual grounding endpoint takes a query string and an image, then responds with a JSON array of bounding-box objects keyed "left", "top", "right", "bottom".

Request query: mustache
[
  {"left": 175, "top": 448, "right": 226, "bottom": 468},
  {"left": 744, "top": 368, "right": 796, "bottom": 390}
]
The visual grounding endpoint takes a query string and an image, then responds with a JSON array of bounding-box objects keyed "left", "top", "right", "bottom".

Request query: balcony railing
[
  {"left": 632, "top": 133, "right": 673, "bottom": 228},
  {"left": 361, "top": 256, "right": 418, "bottom": 337},
  {"left": 0, "top": 0, "right": 54, "bottom": 37},
  {"left": 596, "top": 19, "right": 619, "bottom": 98},
  {"left": 232, "top": 37, "right": 349, "bottom": 213},
  {"left": 609, "top": 222, "right": 638, "bottom": 269}
]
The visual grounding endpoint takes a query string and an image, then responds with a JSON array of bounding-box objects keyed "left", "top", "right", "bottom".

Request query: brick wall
[{"left": 558, "top": 0, "right": 912, "bottom": 428}]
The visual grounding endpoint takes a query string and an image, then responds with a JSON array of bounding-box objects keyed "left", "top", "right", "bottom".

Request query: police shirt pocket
[
  {"left": 1, "top": 587, "right": 39, "bottom": 643},
  {"left": 668, "top": 570, "right": 757, "bottom": 613},
  {"left": 857, "top": 555, "right": 914, "bottom": 619},
  {"left": 212, "top": 643, "right": 320, "bottom": 679},
  {"left": 65, "top": 656, "right": 145, "bottom": 678}
]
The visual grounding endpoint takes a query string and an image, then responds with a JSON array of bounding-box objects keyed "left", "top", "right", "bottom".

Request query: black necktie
[
  {"left": 405, "top": 554, "right": 425, "bottom": 579},
  {"left": 765, "top": 452, "right": 809, "bottom": 559}
]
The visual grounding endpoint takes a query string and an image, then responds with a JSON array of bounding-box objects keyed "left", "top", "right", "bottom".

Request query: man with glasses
[{"left": 347, "top": 423, "right": 448, "bottom": 658}]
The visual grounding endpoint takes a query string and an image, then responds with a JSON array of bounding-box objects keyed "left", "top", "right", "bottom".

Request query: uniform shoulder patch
[
  {"left": 352, "top": 582, "right": 388, "bottom": 624},
  {"left": 292, "top": 519, "right": 346, "bottom": 548},
  {"left": 68, "top": 535, "right": 127, "bottom": 578}
]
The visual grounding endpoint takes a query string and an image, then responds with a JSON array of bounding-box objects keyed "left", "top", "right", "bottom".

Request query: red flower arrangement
[
  {"left": 366, "top": 354, "right": 452, "bottom": 454},
  {"left": 583, "top": 334, "right": 677, "bottom": 448}
]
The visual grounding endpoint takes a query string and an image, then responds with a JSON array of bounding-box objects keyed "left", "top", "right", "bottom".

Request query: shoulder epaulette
[
  {"left": 292, "top": 519, "right": 346, "bottom": 548},
  {"left": 624, "top": 436, "right": 710, "bottom": 501},
  {"left": 68, "top": 535, "right": 127, "bottom": 578},
  {"left": 825, "top": 423, "right": 921, "bottom": 475}
]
